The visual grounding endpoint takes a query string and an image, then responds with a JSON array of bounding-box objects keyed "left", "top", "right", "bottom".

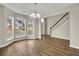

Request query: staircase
[
  {"left": 41, "top": 12, "right": 69, "bottom": 40},
  {"left": 50, "top": 12, "right": 69, "bottom": 37}
]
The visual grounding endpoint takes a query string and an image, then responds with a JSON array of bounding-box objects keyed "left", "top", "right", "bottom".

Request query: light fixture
[
  {"left": 30, "top": 3, "right": 40, "bottom": 18},
  {"left": 41, "top": 19, "right": 44, "bottom": 23}
]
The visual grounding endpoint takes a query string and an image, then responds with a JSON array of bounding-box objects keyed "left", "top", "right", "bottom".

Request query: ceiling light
[
  {"left": 41, "top": 19, "right": 44, "bottom": 22},
  {"left": 30, "top": 3, "right": 40, "bottom": 18},
  {"left": 36, "top": 13, "right": 40, "bottom": 18},
  {"left": 30, "top": 13, "right": 35, "bottom": 17}
]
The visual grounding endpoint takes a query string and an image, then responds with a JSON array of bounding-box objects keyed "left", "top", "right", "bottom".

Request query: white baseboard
[
  {"left": 51, "top": 36, "right": 69, "bottom": 40},
  {"left": 0, "top": 40, "right": 14, "bottom": 48},
  {"left": 26, "top": 36, "right": 36, "bottom": 39},
  {"left": 0, "top": 36, "right": 40, "bottom": 48},
  {"left": 70, "top": 45, "right": 79, "bottom": 49},
  {"left": 0, "top": 38, "right": 31, "bottom": 48}
]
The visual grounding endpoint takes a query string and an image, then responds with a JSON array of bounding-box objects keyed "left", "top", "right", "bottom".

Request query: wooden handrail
[{"left": 50, "top": 12, "right": 69, "bottom": 36}]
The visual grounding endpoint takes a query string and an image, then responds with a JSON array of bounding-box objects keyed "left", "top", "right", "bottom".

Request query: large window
[
  {"left": 6, "top": 16, "right": 14, "bottom": 41},
  {"left": 15, "top": 18, "right": 26, "bottom": 38},
  {"left": 27, "top": 19, "right": 34, "bottom": 36},
  {"left": 5, "top": 16, "right": 34, "bottom": 41}
]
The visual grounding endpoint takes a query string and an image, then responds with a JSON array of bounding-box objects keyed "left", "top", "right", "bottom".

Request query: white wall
[
  {"left": 35, "top": 19, "right": 39, "bottom": 38},
  {"left": 41, "top": 21, "right": 45, "bottom": 35},
  {"left": 38, "top": 19, "right": 41, "bottom": 39},
  {"left": 51, "top": 20, "right": 70, "bottom": 40},
  {"left": 0, "top": 5, "right": 5, "bottom": 44},
  {"left": 69, "top": 4, "right": 79, "bottom": 49},
  {"left": 35, "top": 18, "right": 41, "bottom": 39}
]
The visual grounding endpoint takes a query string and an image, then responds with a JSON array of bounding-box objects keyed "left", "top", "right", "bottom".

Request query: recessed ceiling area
[{"left": 2, "top": 3, "right": 74, "bottom": 18}]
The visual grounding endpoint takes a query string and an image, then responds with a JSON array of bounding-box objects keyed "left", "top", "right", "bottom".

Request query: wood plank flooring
[{"left": 0, "top": 36, "right": 79, "bottom": 56}]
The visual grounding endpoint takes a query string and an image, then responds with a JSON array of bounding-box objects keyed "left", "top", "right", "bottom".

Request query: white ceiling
[{"left": 2, "top": 3, "right": 73, "bottom": 18}]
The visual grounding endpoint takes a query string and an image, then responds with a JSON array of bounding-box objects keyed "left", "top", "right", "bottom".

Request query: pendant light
[{"left": 30, "top": 3, "right": 40, "bottom": 18}]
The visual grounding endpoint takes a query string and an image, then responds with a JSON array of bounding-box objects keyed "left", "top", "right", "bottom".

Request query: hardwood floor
[{"left": 0, "top": 36, "right": 79, "bottom": 56}]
